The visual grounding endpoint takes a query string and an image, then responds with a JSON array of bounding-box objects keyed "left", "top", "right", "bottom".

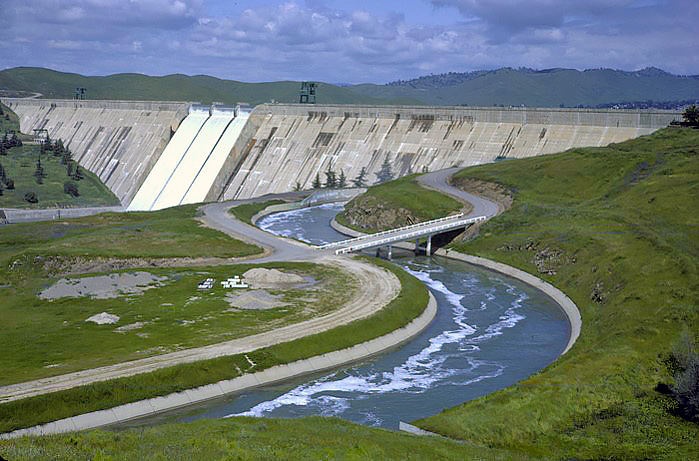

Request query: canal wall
[{"left": 0, "top": 98, "right": 189, "bottom": 205}]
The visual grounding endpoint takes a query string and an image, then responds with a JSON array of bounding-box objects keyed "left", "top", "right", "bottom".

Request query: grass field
[
  {"left": 336, "top": 174, "right": 463, "bottom": 232},
  {"left": 0, "top": 256, "right": 428, "bottom": 434},
  {"left": 0, "top": 417, "right": 527, "bottom": 461},
  {"left": 413, "top": 127, "right": 699, "bottom": 459},
  {"left": 1, "top": 102, "right": 119, "bottom": 208},
  {"left": 0, "top": 143, "right": 120, "bottom": 208},
  {"left": 230, "top": 199, "right": 285, "bottom": 225},
  {"left": 0, "top": 261, "right": 356, "bottom": 386}
]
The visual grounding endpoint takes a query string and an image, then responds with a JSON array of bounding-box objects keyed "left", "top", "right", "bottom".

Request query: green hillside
[
  {"left": 0, "top": 67, "right": 417, "bottom": 106},
  {"left": 351, "top": 67, "right": 699, "bottom": 107},
  {"left": 415, "top": 127, "right": 699, "bottom": 458},
  {"left": 2, "top": 66, "right": 698, "bottom": 108}
]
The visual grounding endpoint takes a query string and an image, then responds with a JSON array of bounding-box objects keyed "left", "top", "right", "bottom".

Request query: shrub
[
  {"left": 64, "top": 181, "right": 80, "bottom": 197},
  {"left": 670, "top": 331, "right": 699, "bottom": 422},
  {"left": 24, "top": 191, "right": 38, "bottom": 203}
]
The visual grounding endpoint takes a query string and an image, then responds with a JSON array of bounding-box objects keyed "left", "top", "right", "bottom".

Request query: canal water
[{"left": 122, "top": 203, "right": 569, "bottom": 429}]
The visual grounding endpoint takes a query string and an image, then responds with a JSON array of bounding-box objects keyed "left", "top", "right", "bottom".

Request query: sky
[{"left": 1, "top": 0, "right": 698, "bottom": 83}]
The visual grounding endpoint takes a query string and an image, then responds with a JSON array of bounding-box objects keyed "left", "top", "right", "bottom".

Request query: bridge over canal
[{"left": 317, "top": 213, "right": 486, "bottom": 257}]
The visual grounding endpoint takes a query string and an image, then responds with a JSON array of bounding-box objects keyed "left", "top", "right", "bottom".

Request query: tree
[
  {"left": 73, "top": 164, "right": 84, "bottom": 181},
  {"left": 0, "top": 144, "right": 6, "bottom": 156},
  {"left": 352, "top": 167, "right": 367, "bottom": 187},
  {"left": 337, "top": 169, "right": 347, "bottom": 188},
  {"left": 10, "top": 132, "right": 22, "bottom": 148},
  {"left": 5, "top": 178, "right": 14, "bottom": 190},
  {"left": 62, "top": 148, "right": 73, "bottom": 165},
  {"left": 312, "top": 173, "right": 322, "bottom": 189},
  {"left": 34, "top": 158, "right": 45, "bottom": 184},
  {"left": 683, "top": 105, "right": 699, "bottom": 126},
  {"left": 324, "top": 167, "right": 337, "bottom": 188},
  {"left": 293, "top": 181, "right": 302, "bottom": 192},
  {"left": 375, "top": 155, "right": 394, "bottom": 183},
  {"left": 64, "top": 181, "right": 80, "bottom": 197}
]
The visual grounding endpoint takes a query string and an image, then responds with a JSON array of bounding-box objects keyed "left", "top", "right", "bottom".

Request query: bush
[
  {"left": 670, "top": 331, "right": 699, "bottom": 422},
  {"left": 64, "top": 181, "right": 80, "bottom": 197},
  {"left": 24, "top": 191, "right": 38, "bottom": 204}
]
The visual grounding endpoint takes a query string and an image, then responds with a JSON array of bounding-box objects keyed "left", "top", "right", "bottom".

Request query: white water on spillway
[
  {"left": 128, "top": 108, "right": 250, "bottom": 211},
  {"left": 117, "top": 203, "right": 569, "bottom": 430}
]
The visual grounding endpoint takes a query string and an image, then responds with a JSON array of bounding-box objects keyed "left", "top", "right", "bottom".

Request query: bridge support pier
[
  {"left": 426, "top": 235, "right": 432, "bottom": 256},
  {"left": 387, "top": 244, "right": 392, "bottom": 260}
]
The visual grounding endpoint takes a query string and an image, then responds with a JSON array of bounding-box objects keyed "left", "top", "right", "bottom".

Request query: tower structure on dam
[{"left": 0, "top": 98, "right": 680, "bottom": 210}]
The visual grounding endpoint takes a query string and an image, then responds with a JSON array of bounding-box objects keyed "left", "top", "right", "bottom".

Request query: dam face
[{"left": 0, "top": 100, "right": 679, "bottom": 209}]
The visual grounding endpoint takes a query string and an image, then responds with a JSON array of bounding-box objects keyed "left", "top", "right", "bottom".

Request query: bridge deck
[{"left": 318, "top": 214, "right": 486, "bottom": 255}]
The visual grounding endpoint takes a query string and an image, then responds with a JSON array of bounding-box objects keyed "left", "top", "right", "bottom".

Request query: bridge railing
[
  {"left": 334, "top": 216, "right": 486, "bottom": 255},
  {"left": 325, "top": 215, "right": 486, "bottom": 255},
  {"left": 317, "top": 212, "right": 467, "bottom": 250}
]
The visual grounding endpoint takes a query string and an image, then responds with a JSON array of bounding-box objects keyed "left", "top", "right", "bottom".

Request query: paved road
[
  {"left": 418, "top": 168, "right": 500, "bottom": 219},
  {"left": 199, "top": 200, "right": 324, "bottom": 262}
]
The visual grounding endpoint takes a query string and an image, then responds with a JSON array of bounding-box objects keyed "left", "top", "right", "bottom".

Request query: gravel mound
[
  {"left": 242, "top": 268, "right": 304, "bottom": 288},
  {"left": 86, "top": 312, "right": 120, "bottom": 325}
]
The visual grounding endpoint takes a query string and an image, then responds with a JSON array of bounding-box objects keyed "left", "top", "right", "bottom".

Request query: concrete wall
[
  {"left": 1, "top": 98, "right": 189, "bottom": 205},
  {"left": 223, "top": 104, "right": 680, "bottom": 200}
]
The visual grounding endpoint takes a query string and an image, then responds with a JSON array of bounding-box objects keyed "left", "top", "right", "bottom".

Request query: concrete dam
[{"left": 1, "top": 99, "right": 680, "bottom": 209}]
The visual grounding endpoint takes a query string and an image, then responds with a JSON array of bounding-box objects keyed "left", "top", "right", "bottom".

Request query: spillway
[
  {"left": 180, "top": 110, "right": 251, "bottom": 205},
  {"left": 149, "top": 108, "right": 236, "bottom": 210},
  {"left": 127, "top": 107, "right": 209, "bottom": 211}
]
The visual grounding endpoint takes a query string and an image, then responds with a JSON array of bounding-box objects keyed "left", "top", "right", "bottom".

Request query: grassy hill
[
  {"left": 0, "top": 67, "right": 418, "bottom": 106},
  {"left": 350, "top": 67, "right": 699, "bottom": 107},
  {"left": 415, "top": 127, "right": 699, "bottom": 458},
  {"left": 2, "top": 66, "right": 698, "bottom": 108}
]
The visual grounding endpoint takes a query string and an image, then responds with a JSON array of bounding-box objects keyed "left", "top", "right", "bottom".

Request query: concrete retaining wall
[
  {"left": 223, "top": 104, "right": 680, "bottom": 199},
  {"left": 0, "top": 292, "right": 436, "bottom": 439},
  {"left": 1, "top": 98, "right": 189, "bottom": 205},
  {"left": 1, "top": 206, "right": 125, "bottom": 223}
]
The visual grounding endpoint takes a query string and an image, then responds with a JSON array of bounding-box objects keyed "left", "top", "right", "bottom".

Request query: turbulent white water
[{"left": 230, "top": 262, "right": 527, "bottom": 422}]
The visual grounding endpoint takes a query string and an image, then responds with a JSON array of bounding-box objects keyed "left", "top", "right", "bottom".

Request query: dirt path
[{"left": 0, "top": 255, "right": 399, "bottom": 403}]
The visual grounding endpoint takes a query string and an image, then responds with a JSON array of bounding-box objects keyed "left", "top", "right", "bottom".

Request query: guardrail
[
  {"left": 319, "top": 215, "right": 486, "bottom": 255},
  {"left": 317, "top": 213, "right": 468, "bottom": 250}
]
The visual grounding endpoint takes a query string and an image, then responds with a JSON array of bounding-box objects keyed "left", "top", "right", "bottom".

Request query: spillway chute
[{"left": 127, "top": 110, "right": 209, "bottom": 211}]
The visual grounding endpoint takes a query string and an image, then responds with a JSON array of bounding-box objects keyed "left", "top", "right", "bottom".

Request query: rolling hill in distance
[{"left": 1, "top": 66, "right": 698, "bottom": 108}]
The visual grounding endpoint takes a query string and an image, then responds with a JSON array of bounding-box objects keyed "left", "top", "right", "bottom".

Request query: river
[{"left": 121, "top": 202, "right": 569, "bottom": 430}]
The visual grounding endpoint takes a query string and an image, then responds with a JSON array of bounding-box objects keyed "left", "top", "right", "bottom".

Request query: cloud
[{"left": 0, "top": 0, "right": 697, "bottom": 83}]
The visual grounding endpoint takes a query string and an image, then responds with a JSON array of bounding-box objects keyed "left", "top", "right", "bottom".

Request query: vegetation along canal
[{"left": 122, "top": 203, "right": 569, "bottom": 430}]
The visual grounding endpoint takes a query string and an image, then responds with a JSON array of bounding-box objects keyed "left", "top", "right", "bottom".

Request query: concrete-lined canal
[{"left": 119, "top": 202, "right": 569, "bottom": 430}]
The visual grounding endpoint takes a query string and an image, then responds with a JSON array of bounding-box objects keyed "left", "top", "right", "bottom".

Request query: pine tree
[
  {"left": 10, "top": 132, "right": 22, "bottom": 148},
  {"left": 338, "top": 169, "right": 347, "bottom": 188},
  {"left": 375, "top": 155, "right": 394, "bottom": 183},
  {"left": 312, "top": 173, "right": 322, "bottom": 189},
  {"left": 352, "top": 167, "right": 367, "bottom": 187},
  {"left": 73, "top": 164, "right": 83, "bottom": 181},
  {"left": 34, "top": 158, "right": 45, "bottom": 184},
  {"left": 293, "top": 181, "right": 302, "bottom": 192},
  {"left": 0, "top": 144, "right": 6, "bottom": 156},
  {"left": 324, "top": 167, "right": 337, "bottom": 188}
]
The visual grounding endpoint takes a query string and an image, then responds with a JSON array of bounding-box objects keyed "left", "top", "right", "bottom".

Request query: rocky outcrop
[{"left": 339, "top": 195, "right": 421, "bottom": 232}]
